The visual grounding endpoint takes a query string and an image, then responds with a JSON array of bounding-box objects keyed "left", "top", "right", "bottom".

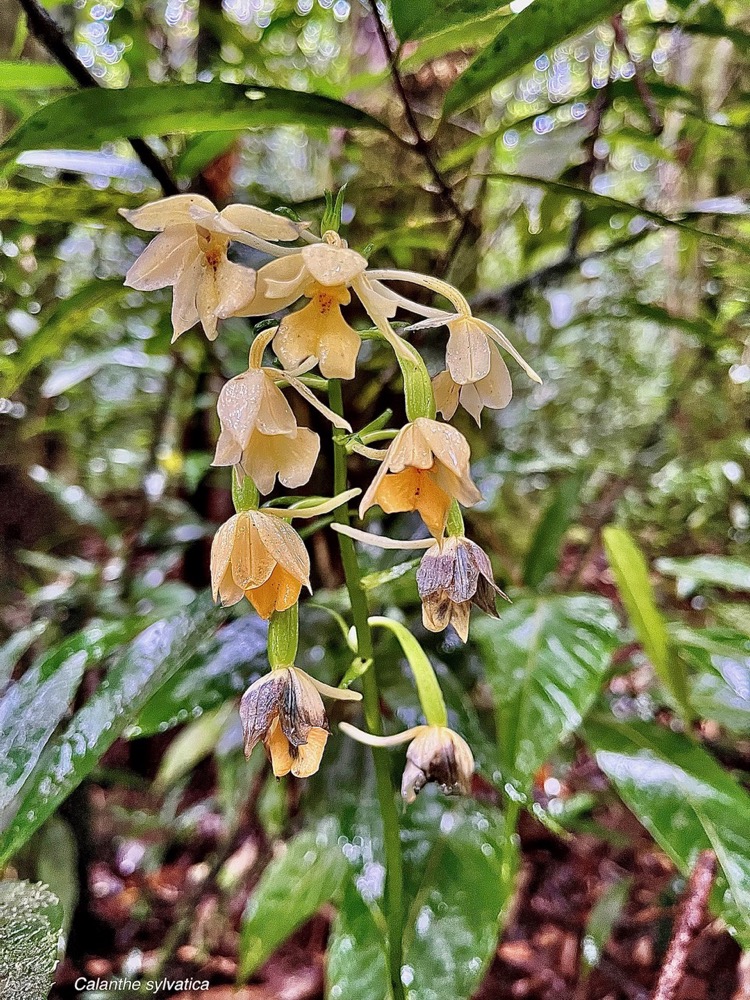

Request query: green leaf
[
  {"left": 239, "top": 825, "right": 348, "bottom": 980},
  {"left": 28, "top": 466, "right": 118, "bottom": 540},
  {"left": 657, "top": 555, "right": 750, "bottom": 593},
  {"left": 0, "top": 187, "right": 143, "bottom": 225},
  {"left": 0, "top": 646, "right": 85, "bottom": 813},
  {"left": 674, "top": 627, "right": 750, "bottom": 734},
  {"left": 0, "top": 278, "right": 126, "bottom": 397},
  {"left": 0, "top": 880, "right": 63, "bottom": 996},
  {"left": 443, "top": 0, "right": 627, "bottom": 115},
  {"left": 481, "top": 174, "right": 750, "bottom": 255},
  {"left": 586, "top": 717, "right": 750, "bottom": 943},
  {"left": 131, "top": 615, "right": 267, "bottom": 738},
  {"left": 390, "top": 0, "right": 502, "bottom": 43},
  {"left": 35, "top": 817, "right": 78, "bottom": 943},
  {"left": 154, "top": 704, "right": 233, "bottom": 791},
  {"left": 602, "top": 527, "right": 690, "bottom": 716},
  {"left": 0, "top": 621, "right": 47, "bottom": 688},
  {"left": 580, "top": 876, "right": 632, "bottom": 978},
  {"left": 0, "top": 61, "right": 73, "bottom": 90},
  {"left": 0, "top": 83, "right": 385, "bottom": 166},
  {"left": 0, "top": 595, "right": 222, "bottom": 864},
  {"left": 523, "top": 473, "right": 583, "bottom": 588},
  {"left": 327, "top": 881, "right": 391, "bottom": 1000},
  {"left": 473, "top": 595, "right": 618, "bottom": 791},
  {"left": 175, "top": 131, "right": 238, "bottom": 178}
]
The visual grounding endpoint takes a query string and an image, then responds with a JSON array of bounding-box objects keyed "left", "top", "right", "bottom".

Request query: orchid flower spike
[{"left": 121, "top": 195, "right": 304, "bottom": 342}]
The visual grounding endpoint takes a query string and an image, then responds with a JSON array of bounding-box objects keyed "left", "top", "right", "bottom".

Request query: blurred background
[{"left": 0, "top": 0, "right": 750, "bottom": 997}]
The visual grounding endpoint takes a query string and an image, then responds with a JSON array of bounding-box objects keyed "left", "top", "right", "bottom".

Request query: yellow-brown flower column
[
  {"left": 210, "top": 510, "right": 310, "bottom": 618},
  {"left": 359, "top": 417, "right": 482, "bottom": 537}
]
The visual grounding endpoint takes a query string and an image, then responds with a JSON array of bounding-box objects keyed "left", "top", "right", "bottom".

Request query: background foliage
[{"left": 0, "top": 0, "right": 749, "bottom": 997}]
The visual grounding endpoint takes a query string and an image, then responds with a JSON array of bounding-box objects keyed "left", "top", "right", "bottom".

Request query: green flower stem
[
  {"left": 328, "top": 379, "right": 406, "bottom": 1000},
  {"left": 368, "top": 616, "right": 448, "bottom": 728},
  {"left": 232, "top": 468, "right": 259, "bottom": 512},
  {"left": 267, "top": 603, "right": 299, "bottom": 667}
]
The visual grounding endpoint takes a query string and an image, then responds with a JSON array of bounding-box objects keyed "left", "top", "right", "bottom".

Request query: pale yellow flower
[
  {"left": 210, "top": 510, "right": 310, "bottom": 619},
  {"left": 339, "top": 722, "right": 474, "bottom": 803},
  {"left": 416, "top": 536, "right": 506, "bottom": 642},
  {"left": 433, "top": 342, "right": 512, "bottom": 425},
  {"left": 120, "top": 195, "right": 300, "bottom": 342},
  {"left": 359, "top": 417, "right": 481, "bottom": 537},
  {"left": 241, "top": 667, "right": 360, "bottom": 778},
  {"left": 213, "top": 368, "right": 320, "bottom": 495},
  {"left": 225, "top": 234, "right": 396, "bottom": 380}
]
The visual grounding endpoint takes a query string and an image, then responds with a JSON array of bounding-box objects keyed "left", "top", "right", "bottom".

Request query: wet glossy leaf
[
  {"left": 603, "top": 526, "right": 690, "bottom": 716},
  {"left": 132, "top": 614, "right": 267, "bottom": 738},
  {"left": 523, "top": 473, "right": 583, "bottom": 587},
  {"left": 443, "top": 0, "right": 627, "bottom": 115},
  {"left": 0, "top": 621, "right": 48, "bottom": 689},
  {"left": 0, "top": 61, "right": 73, "bottom": 89},
  {"left": 0, "top": 595, "right": 221, "bottom": 864},
  {"left": 390, "top": 0, "right": 503, "bottom": 42},
  {"left": 586, "top": 717, "right": 750, "bottom": 943},
  {"left": 0, "top": 279, "right": 125, "bottom": 396},
  {"left": 674, "top": 627, "right": 750, "bottom": 733},
  {"left": 154, "top": 704, "right": 233, "bottom": 791},
  {"left": 473, "top": 595, "right": 619, "bottom": 791},
  {"left": 327, "top": 880, "right": 391, "bottom": 1000},
  {"left": 35, "top": 817, "right": 78, "bottom": 943},
  {"left": 0, "top": 880, "right": 62, "bottom": 996},
  {"left": 657, "top": 555, "right": 750, "bottom": 593},
  {"left": 239, "top": 824, "right": 348, "bottom": 979},
  {"left": 0, "top": 83, "right": 385, "bottom": 166}
]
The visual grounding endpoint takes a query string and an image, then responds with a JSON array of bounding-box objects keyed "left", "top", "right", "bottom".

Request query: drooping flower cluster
[{"left": 121, "top": 193, "right": 539, "bottom": 795}]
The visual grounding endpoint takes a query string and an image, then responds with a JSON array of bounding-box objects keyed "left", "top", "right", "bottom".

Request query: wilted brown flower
[
  {"left": 359, "top": 417, "right": 482, "bottom": 537},
  {"left": 416, "top": 535, "right": 505, "bottom": 641},
  {"left": 401, "top": 725, "right": 475, "bottom": 803},
  {"left": 241, "top": 667, "right": 360, "bottom": 778}
]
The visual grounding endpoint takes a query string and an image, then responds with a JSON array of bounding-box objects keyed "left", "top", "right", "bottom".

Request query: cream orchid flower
[
  {"left": 212, "top": 328, "right": 350, "bottom": 494},
  {"left": 223, "top": 232, "right": 398, "bottom": 380},
  {"left": 241, "top": 667, "right": 360, "bottom": 778},
  {"left": 120, "top": 195, "right": 302, "bottom": 342},
  {"left": 433, "top": 342, "right": 512, "bottom": 425},
  {"left": 339, "top": 722, "right": 474, "bottom": 803},
  {"left": 210, "top": 509, "right": 310, "bottom": 619},
  {"left": 359, "top": 417, "right": 482, "bottom": 537}
]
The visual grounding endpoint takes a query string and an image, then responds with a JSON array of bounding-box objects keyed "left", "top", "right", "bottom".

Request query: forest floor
[{"left": 48, "top": 744, "right": 747, "bottom": 1000}]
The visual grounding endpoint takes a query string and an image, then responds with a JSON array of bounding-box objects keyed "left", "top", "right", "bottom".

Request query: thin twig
[
  {"left": 367, "top": 0, "right": 466, "bottom": 224},
  {"left": 15, "top": 0, "right": 178, "bottom": 195},
  {"left": 651, "top": 850, "right": 717, "bottom": 1000}
]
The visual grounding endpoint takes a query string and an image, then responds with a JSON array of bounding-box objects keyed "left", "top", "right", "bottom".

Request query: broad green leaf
[
  {"left": 657, "top": 555, "right": 750, "bottom": 593},
  {"left": 154, "top": 704, "right": 233, "bottom": 791},
  {"left": 0, "top": 595, "right": 222, "bottom": 864},
  {"left": 580, "top": 877, "right": 632, "bottom": 978},
  {"left": 674, "top": 627, "right": 750, "bottom": 734},
  {"left": 482, "top": 174, "right": 750, "bottom": 255},
  {"left": 326, "top": 881, "right": 391, "bottom": 1000},
  {"left": 586, "top": 717, "right": 750, "bottom": 943},
  {"left": 0, "top": 83, "right": 385, "bottom": 166},
  {"left": 0, "top": 278, "right": 126, "bottom": 396},
  {"left": 131, "top": 614, "right": 267, "bottom": 738},
  {"left": 390, "top": 0, "right": 505, "bottom": 42},
  {"left": 473, "top": 595, "right": 619, "bottom": 791},
  {"left": 0, "top": 880, "right": 63, "bottom": 996},
  {"left": 28, "top": 466, "right": 118, "bottom": 539},
  {"left": 0, "top": 647, "right": 85, "bottom": 813},
  {"left": 443, "top": 0, "right": 627, "bottom": 115},
  {"left": 602, "top": 526, "right": 689, "bottom": 716},
  {"left": 0, "top": 187, "right": 142, "bottom": 224},
  {"left": 0, "top": 621, "right": 47, "bottom": 689},
  {"left": 523, "top": 473, "right": 583, "bottom": 588},
  {"left": 0, "top": 61, "right": 73, "bottom": 90},
  {"left": 239, "top": 825, "right": 348, "bottom": 979},
  {"left": 175, "top": 131, "right": 238, "bottom": 178},
  {"left": 35, "top": 817, "right": 78, "bottom": 942}
]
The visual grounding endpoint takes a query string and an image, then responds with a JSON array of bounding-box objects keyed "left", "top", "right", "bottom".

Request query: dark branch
[
  {"left": 15, "top": 0, "right": 178, "bottom": 195},
  {"left": 651, "top": 850, "right": 717, "bottom": 1000},
  {"left": 367, "top": 0, "right": 466, "bottom": 224}
]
